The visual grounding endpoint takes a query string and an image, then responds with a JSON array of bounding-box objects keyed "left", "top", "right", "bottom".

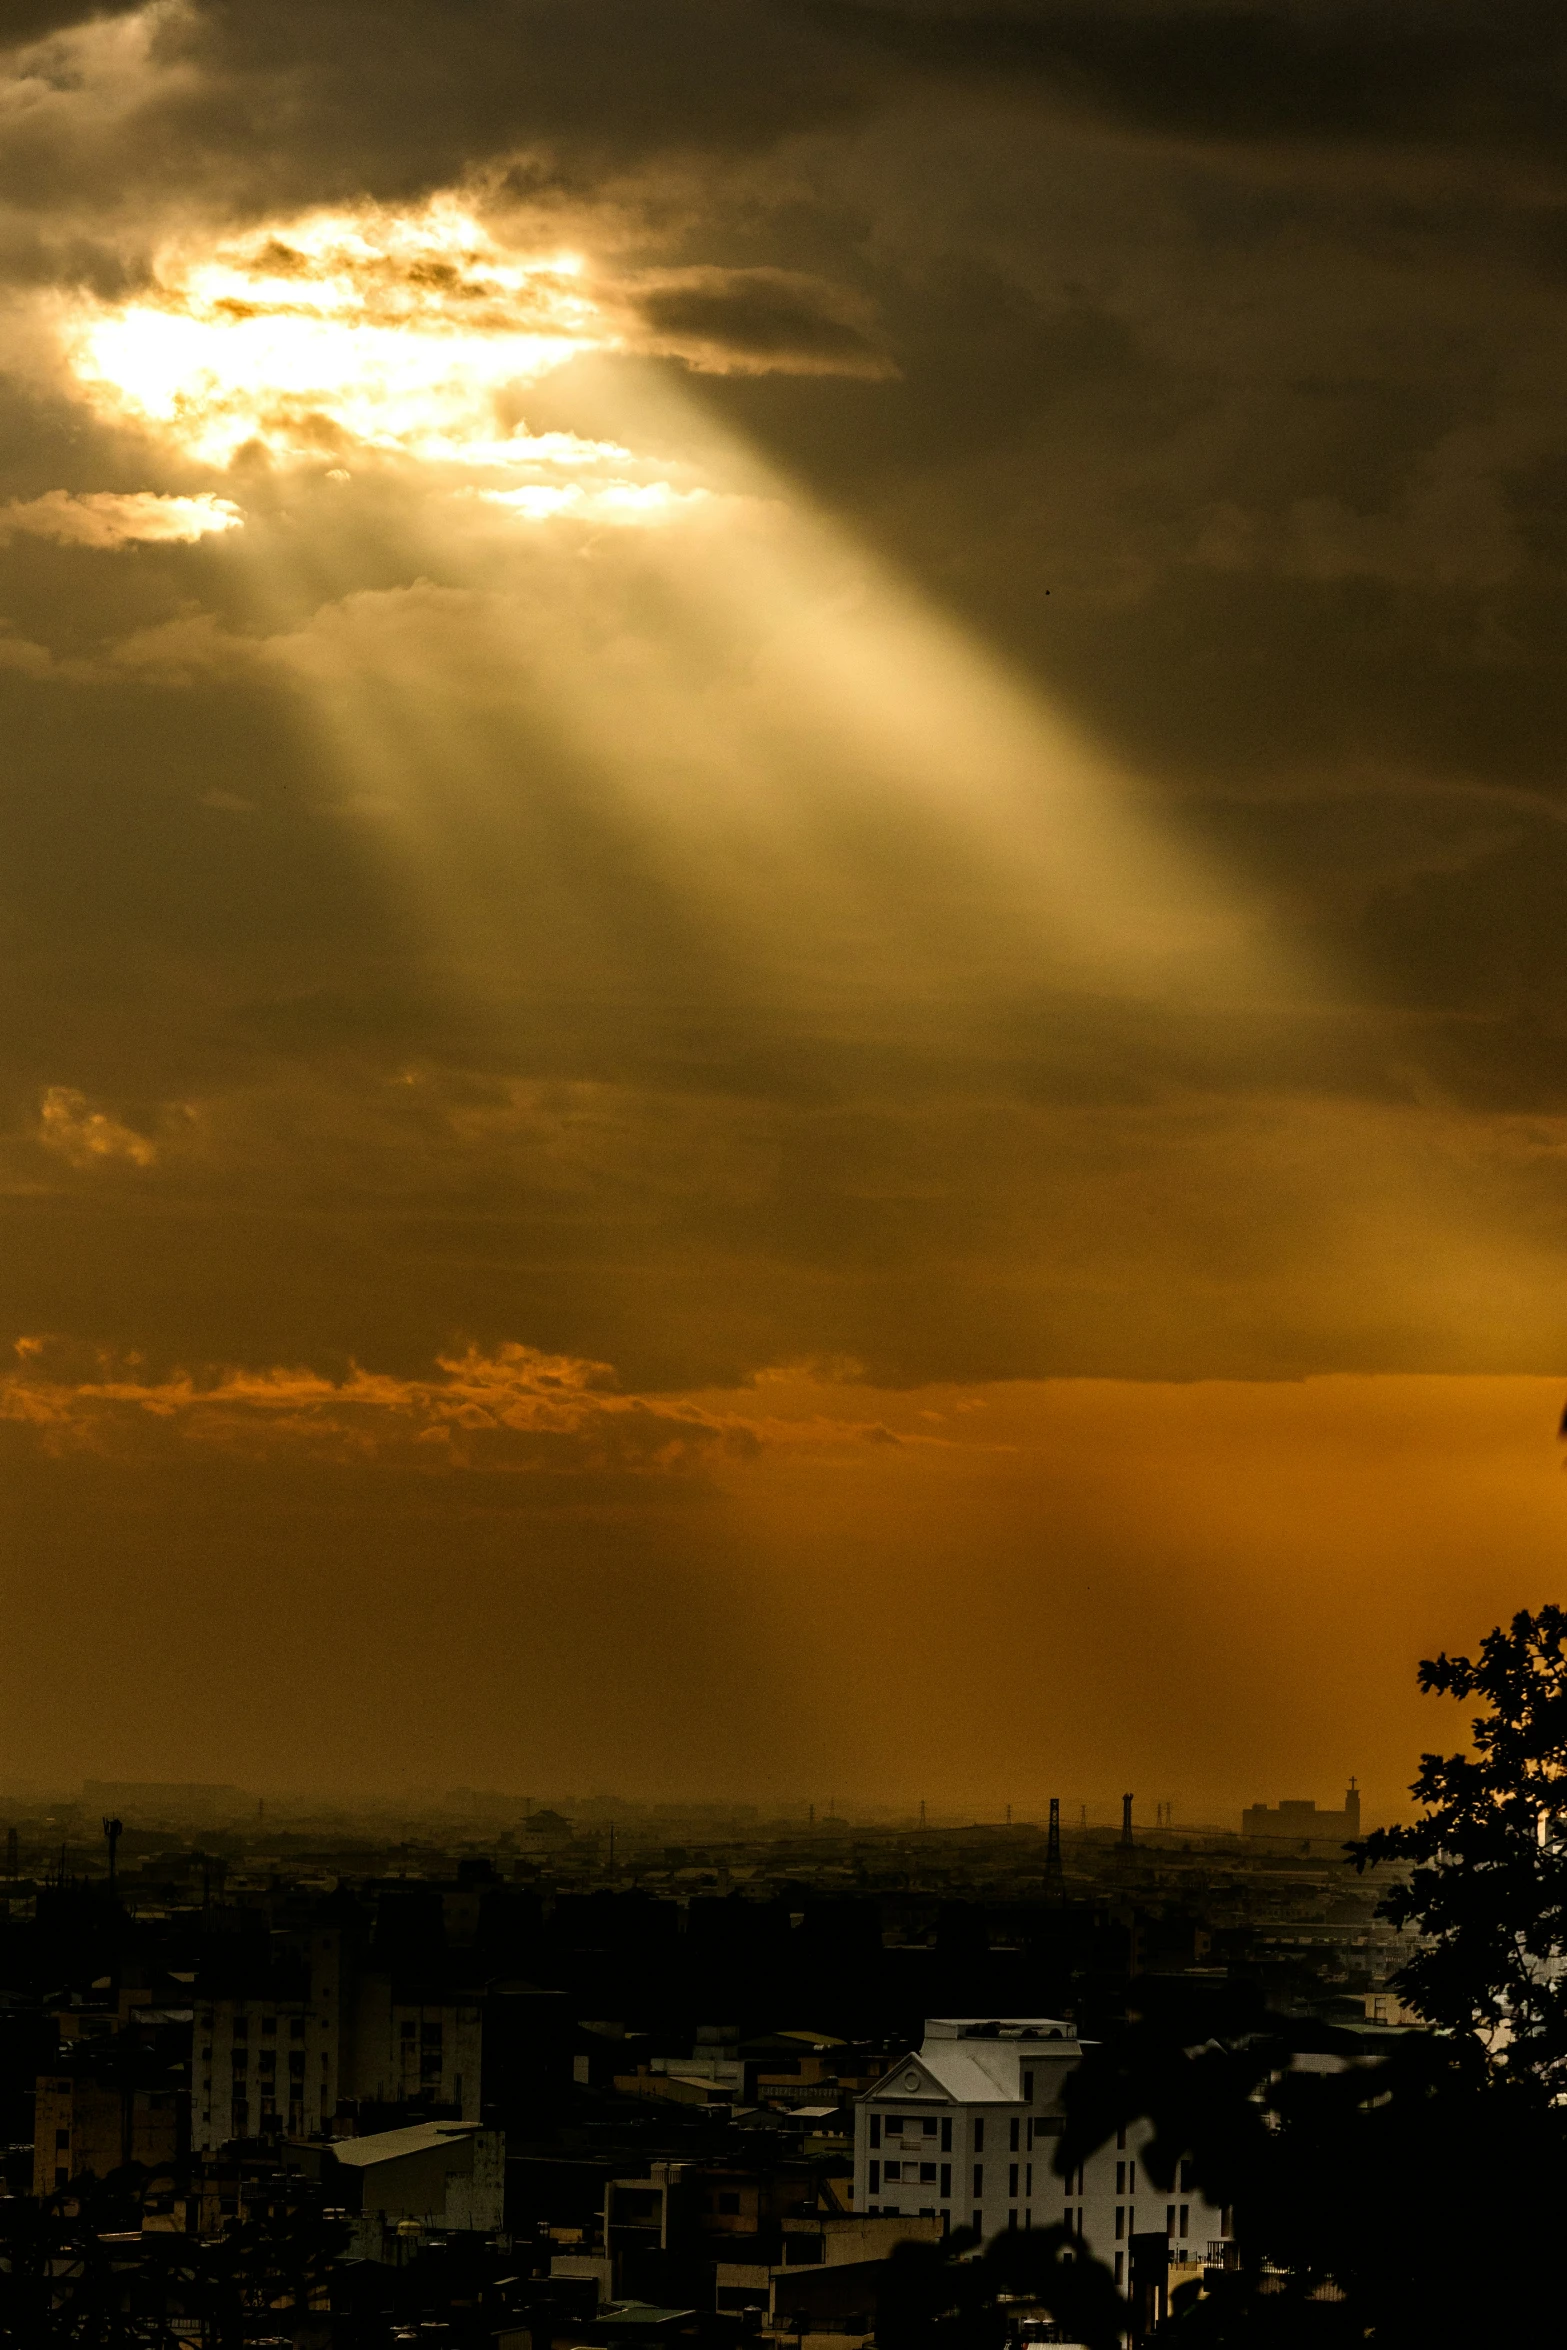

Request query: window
[
  {"left": 1179, "top": 2206, "right": 1189, "bottom": 2238},
  {"left": 940, "top": 2164, "right": 951, "bottom": 2197},
  {"left": 258, "top": 2051, "right": 276, "bottom": 2075},
  {"left": 940, "top": 2119, "right": 952, "bottom": 2153},
  {"left": 1114, "top": 2253, "right": 1124, "bottom": 2287},
  {"left": 1009, "top": 2120, "right": 1020, "bottom": 2153},
  {"left": 972, "top": 2210, "right": 982, "bottom": 2234},
  {"left": 262, "top": 2016, "right": 277, "bottom": 2037},
  {"left": 55, "top": 2128, "right": 69, "bottom": 2150},
  {"left": 1008, "top": 2165, "right": 1019, "bottom": 2197},
  {"left": 1025, "top": 2165, "right": 1032, "bottom": 2197},
  {"left": 1022, "top": 2071, "right": 1034, "bottom": 2102},
  {"left": 923, "top": 2118, "right": 938, "bottom": 2137},
  {"left": 1128, "top": 2162, "right": 1137, "bottom": 2193},
  {"left": 290, "top": 2019, "right": 305, "bottom": 2040},
  {"left": 869, "top": 2163, "right": 880, "bottom": 2194},
  {"left": 920, "top": 2163, "right": 937, "bottom": 2184},
  {"left": 1115, "top": 2162, "right": 1125, "bottom": 2194},
  {"left": 289, "top": 2053, "right": 305, "bottom": 2078},
  {"left": 870, "top": 2115, "right": 881, "bottom": 2149},
  {"left": 232, "top": 2016, "right": 248, "bottom": 2039},
  {"left": 885, "top": 2162, "right": 901, "bottom": 2182},
  {"left": 401, "top": 2022, "right": 417, "bottom": 2041},
  {"left": 972, "top": 2165, "right": 983, "bottom": 2197},
  {"left": 1007, "top": 2210, "right": 1017, "bottom": 2230},
  {"left": 1166, "top": 2206, "right": 1176, "bottom": 2239},
  {"left": 1115, "top": 2209, "right": 1124, "bottom": 2241},
  {"left": 421, "top": 2022, "right": 443, "bottom": 2045},
  {"left": 718, "top": 2193, "right": 740, "bottom": 2215},
  {"left": 231, "top": 2052, "right": 247, "bottom": 2073},
  {"left": 973, "top": 2120, "right": 985, "bottom": 2154},
  {"left": 54, "top": 2167, "right": 68, "bottom": 2190}
]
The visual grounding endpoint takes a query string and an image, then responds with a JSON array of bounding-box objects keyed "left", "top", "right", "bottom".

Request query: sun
[{"left": 65, "top": 196, "right": 613, "bottom": 470}]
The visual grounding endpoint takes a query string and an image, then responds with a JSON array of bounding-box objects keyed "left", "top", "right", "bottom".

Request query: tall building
[
  {"left": 33, "top": 2074, "right": 180, "bottom": 2197},
  {"left": 853, "top": 2017, "right": 1227, "bottom": 2292},
  {"left": 191, "top": 1926, "right": 481, "bottom": 2152}
]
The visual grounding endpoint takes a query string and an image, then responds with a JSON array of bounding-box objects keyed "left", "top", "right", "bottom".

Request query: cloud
[
  {"left": 0, "top": 488, "right": 243, "bottom": 549},
  {"left": 0, "top": 489, "right": 242, "bottom": 546},
  {"left": 0, "top": 1336, "right": 907, "bottom": 1471},
  {"left": 37, "top": 1085, "right": 158, "bottom": 1167},
  {"left": 625, "top": 266, "right": 893, "bottom": 376}
]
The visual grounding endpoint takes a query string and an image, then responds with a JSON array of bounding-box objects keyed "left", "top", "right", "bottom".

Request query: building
[
  {"left": 33, "top": 2072, "right": 180, "bottom": 2197},
  {"left": 345, "top": 1973, "right": 482, "bottom": 2117},
  {"left": 312, "top": 2119, "right": 504, "bottom": 2257},
  {"left": 1242, "top": 1782, "right": 1361, "bottom": 1849},
  {"left": 853, "top": 2017, "right": 1227, "bottom": 2293},
  {"left": 191, "top": 1925, "right": 481, "bottom": 2151}
]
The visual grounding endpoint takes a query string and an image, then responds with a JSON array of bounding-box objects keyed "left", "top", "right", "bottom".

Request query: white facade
[{"left": 853, "top": 2017, "right": 1228, "bottom": 2293}]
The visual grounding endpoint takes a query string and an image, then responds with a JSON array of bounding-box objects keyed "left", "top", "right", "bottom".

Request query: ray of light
[{"left": 50, "top": 194, "right": 1567, "bottom": 1377}]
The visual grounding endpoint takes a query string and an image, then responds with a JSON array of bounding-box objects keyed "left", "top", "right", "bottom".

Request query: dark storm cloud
[
  {"left": 630, "top": 267, "right": 891, "bottom": 374},
  {"left": 819, "top": 0, "right": 1567, "bottom": 153}
]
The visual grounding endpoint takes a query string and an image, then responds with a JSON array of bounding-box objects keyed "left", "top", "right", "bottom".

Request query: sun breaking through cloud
[{"left": 63, "top": 197, "right": 608, "bottom": 470}]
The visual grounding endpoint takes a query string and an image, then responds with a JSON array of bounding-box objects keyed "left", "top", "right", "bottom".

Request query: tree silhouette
[
  {"left": 1355, "top": 1602, "right": 1567, "bottom": 2081},
  {"left": 875, "top": 2221, "right": 1127, "bottom": 2350}
]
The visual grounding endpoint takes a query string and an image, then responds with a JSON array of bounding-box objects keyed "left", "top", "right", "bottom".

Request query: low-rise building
[{"left": 310, "top": 2118, "right": 504, "bottom": 2258}]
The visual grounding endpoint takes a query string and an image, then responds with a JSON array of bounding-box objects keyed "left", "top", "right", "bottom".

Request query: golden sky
[{"left": 2, "top": 0, "right": 1566, "bottom": 1814}]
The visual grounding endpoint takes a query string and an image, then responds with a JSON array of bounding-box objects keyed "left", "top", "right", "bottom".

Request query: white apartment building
[{"left": 854, "top": 2017, "right": 1228, "bottom": 2294}]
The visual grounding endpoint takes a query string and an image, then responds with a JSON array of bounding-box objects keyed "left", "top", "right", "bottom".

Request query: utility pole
[
  {"left": 1045, "top": 1798, "right": 1064, "bottom": 1901},
  {"left": 1121, "top": 1794, "right": 1134, "bottom": 1849}
]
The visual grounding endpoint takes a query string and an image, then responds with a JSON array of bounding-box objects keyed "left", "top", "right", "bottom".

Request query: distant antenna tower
[
  {"left": 1121, "top": 1794, "right": 1134, "bottom": 1848},
  {"left": 1045, "top": 1798, "right": 1064, "bottom": 1899},
  {"left": 102, "top": 1816, "right": 123, "bottom": 1895},
  {"left": 1005, "top": 1803, "right": 1012, "bottom": 1826},
  {"left": 4, "top": 1826, "right": 16, "bottom": 1881},
  {"left": 919, "top": 1798, "right": 927, "bottom": 1830}
]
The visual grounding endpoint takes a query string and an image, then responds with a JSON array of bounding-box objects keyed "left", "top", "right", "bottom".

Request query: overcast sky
[{"left": 3, "top": 0, "right": 1566, "bottom": 1816}]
